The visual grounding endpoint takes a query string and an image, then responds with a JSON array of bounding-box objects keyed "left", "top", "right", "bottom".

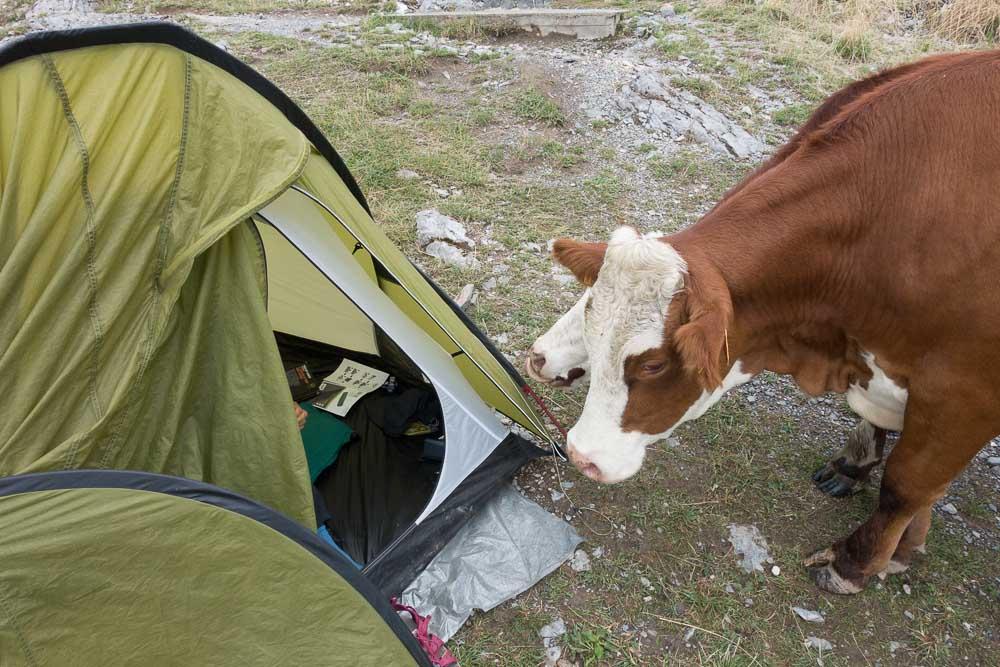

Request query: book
[
  {"left": 285, "top": 364, "right": 320, "bottom": 403},
  {"left": 312, "top": 359, "right": 389, "bottom": 417}
]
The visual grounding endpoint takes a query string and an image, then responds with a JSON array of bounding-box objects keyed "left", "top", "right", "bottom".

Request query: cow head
[
  {"left": 551, "top": 227, "right": 753, "bottom": 484},
  {"left": 525, "top": 290, "right": 591, "bottom": 388}
]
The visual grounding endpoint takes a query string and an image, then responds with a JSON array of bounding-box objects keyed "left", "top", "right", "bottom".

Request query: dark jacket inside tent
[{"left": 0, "top": 22, "right": 554, "bottom": 665}]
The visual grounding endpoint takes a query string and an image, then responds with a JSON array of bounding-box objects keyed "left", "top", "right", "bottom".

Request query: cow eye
[{"left": 640, "top": 361, "right": 666, "bottom": 375}]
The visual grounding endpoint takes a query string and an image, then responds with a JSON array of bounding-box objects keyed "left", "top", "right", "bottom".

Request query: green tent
[{"left": 0, "top": 22, "right": 558, "bottom": 665}]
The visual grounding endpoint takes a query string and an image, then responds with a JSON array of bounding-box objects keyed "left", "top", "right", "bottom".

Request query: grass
[
  {"left": 1, "top": 0, "right": 33, "bottom": 35},
  {"left": 511, "top": 88, "right": 568, "bottom": 127}
]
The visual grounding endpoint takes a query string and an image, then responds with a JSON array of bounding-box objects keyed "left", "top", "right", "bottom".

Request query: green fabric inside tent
[{"left": 299, "top": 403, "right": 354, "bottom": 482}]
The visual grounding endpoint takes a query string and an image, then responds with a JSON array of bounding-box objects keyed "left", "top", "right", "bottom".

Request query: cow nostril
[
  {"left": 567, "top": 443, "right": 604, "bottom": 482},
  {"left": 529, "top": 351, "right": 546, "bottom": 374}
]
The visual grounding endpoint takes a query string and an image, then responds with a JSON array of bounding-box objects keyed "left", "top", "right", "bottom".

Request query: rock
[
  {"left": 792, "top": 606, "right": 825, "bottom": 623},
  {"left": 941, "top": 502, "right": 959, "bottom": 515},
  {"left": 539, "top": 617, "right": 567, "bottom": 639},
  {"left": 560, "top": 481, "right": 574, "bottom": 490},
  {"left": 435, "top": 188, "right": 451, "bottom": 198},
  {"left": 727, "top": 524, "right": 774, "bottom": 573},
  {"left": 616, "top": 72, "right": 767, "bottom": 159},
  {"left": 215, "top": 40, "right": 229, "bottom": 52},
  {"left": 888, "top": 640, "right": 905, "bottom": 654},
  {"left": 415, "top": 209, "right": 473, "bottom": 249},
  {"left": 550, "top": 490, "right": 565, "bottom": 502},
  {"left": 987, "top": 456, "right": 1000, "bottom": 466},
  {"left": 424, "top": 241, "right": 477, "bottom": 268},
  {"left": 455, "top": 283, "right": 476, "bottom": 308},
  {"left": 395, "top": 0, "right": 410, "bottom": 12},
  {"left": 570, "top": 549, "right": 592, "bottom": 572},
  {"left": 804, "top": 636, "right": 832, "bottom": 651},
  {"left": 640, "top": 576, "right": 652, "bottom": 589},
  {"left": 904, "top": 610, "right": 915, "bottom": 620},
  {"left": 483, "top": 277, "right": 498, "bottom": 290},
  {"left": 591, "top": 546, "right": 605, "bottom": 558},
  {"left": 544, "top": 645, "right": 561, "bottom": 666},
  {"left": 903, "top": 583, "right": 911, "bottom": 595},
  {"left": 660, "top": 3, "right": 675, "bottom": 16},
  {"left": 396, "top": 168, "right": 420, "bottom": 180},
  {"left": 771, "top": 565, "right": 781, "bottom": 576}
]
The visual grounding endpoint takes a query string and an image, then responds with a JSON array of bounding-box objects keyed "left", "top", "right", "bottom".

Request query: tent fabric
[
  {"left": 0, "top": 42, "right": 314, "bottom": 526},
  {"left": 258, "top": 190, "right": 510, "bottom": 524},
  {"left": 0, "top": 470, "right": 429, "bottom": 667},
  {"left": 294, "top": 158, "right": 552, "bottom": 443}
]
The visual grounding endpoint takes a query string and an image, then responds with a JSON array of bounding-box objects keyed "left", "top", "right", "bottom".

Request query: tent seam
[
  {"left": 0, "top": 585, "right": 39, "bottom": 666},
  {"left": 98, "top": 53, "right": 193, "bottom": 470},
  {"left": 41, "top": 55, "right": 107, "bottom": 454}
]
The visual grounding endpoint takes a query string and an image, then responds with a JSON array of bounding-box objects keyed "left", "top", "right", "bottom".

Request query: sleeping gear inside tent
[{"left": 0, "top": 22, "right": 571, "bottom": 663}]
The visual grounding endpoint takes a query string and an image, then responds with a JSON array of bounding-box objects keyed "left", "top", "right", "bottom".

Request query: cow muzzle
[{"left": 524, "top": 349, "right": 587, "bottom": 387}]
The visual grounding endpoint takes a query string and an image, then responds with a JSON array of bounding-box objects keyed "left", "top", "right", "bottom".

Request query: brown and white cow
[{"left": 526, "top": 49, "right": 1000, "bottom": 594}]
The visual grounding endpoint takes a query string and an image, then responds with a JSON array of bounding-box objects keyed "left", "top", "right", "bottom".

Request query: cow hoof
[
  {"left": 804, "top": 549, "right": 865, "bottom": 594},
  {"left": 812, "top": 459, "right": 864, "bottom": 497}
]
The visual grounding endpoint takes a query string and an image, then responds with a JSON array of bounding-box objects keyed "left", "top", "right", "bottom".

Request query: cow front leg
[
  {"left": 812, "top": 420, "right": 886, "bottom": 497},
  {"left": 804, "top": 409, "right": 986, "bottom": 594}
]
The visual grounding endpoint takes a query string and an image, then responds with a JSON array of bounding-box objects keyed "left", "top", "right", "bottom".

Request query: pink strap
[
  {"left": 390, "top": 598, "right": 458, "bottom": 667},
  {"left": 521, "top": 383, "right": 569, "bottom": 440}
]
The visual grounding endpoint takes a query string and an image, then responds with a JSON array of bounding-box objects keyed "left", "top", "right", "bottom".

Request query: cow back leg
[
  {"left": 812, "top": 420, "right": 887, "bottom": 497},
  {"left": 886, "top": 506, "right": 931, "bottom": 574},
  {"left": 804, "top": 401, "right": 990, "bottom": 594}
]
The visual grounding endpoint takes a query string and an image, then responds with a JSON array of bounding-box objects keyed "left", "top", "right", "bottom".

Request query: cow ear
[
  {"left": 552, "top": 239, "right": 607, "bottom": 287},
  {"left": 672, "top": 268, "right": 733, "bottom": 391}
]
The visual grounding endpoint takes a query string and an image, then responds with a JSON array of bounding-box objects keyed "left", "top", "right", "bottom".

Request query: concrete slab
[{"left": 402, "top": 8, "right": 625, "bottom": 40}]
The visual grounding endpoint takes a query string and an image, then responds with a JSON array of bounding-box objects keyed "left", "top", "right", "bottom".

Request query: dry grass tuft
[{"left": 929, "top": 0, "right": 1000, "bottom": 43}]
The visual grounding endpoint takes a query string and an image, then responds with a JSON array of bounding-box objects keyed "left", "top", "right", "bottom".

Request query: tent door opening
[{"left": 255, "top": 216, "right": 447, "bottom": 568}]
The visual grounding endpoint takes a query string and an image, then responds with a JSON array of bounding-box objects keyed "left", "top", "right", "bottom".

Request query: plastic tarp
[
  {"left": 0, "top": 45, "right": 314, "bottom": 526},
  {"left": 400, "top": 485, "right": 583, "bottom": 641},
  {"left": 0, "top": 482, "right": 422, "bottom": 666}
]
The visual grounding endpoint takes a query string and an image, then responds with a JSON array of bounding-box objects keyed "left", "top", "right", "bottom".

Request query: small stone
[
  {"left": 550, "top": 490, "right": 565, "bottom": 502},
  {"left": 904, "top": 610, "right": 915, "bottom": 620},
  {"left": 640, "top": 576, "right": 652, "bottom": 589},
  {"left": 415, "top": 209, "right": 473, "bottom": 249},
  {"left": 560, "top": 481, "right": 575, "bottom": 490},
  {"left": 683, "top": 627, "right": 696, "bottom": 641},
  {"left": 539, "top": 618, "right": 567, "bottom": 639},
  {"left": 771, "top": 565, "right": 781, "bottom": 576},
  {"left": 435, "top": 188, "right": 450, "bottom": 198},
  {"left": 591, "top": 546, "right": 605, "bottom": 558},
  {"left": 396, "top": 168, "right": 419, "bottom": 180},
  {"left": 989, "top": 503, "right": 998, "bottom": 513},
  {"left": 455, "top": 283, "right": 476, "bottom": 308},
  {"left": 903, "top": 583, "right": 912, "bottom": 595},
  {"left": 424, "top": 241, "right": 477, "bottom": 268},
  {"left": 483, "top": 277, "right": 498, "bottom": 290},
  {"left": 888, "top": 641, "right": 905, "bottom": 654},
  {"left": 660, "top": 3, "right": 675, "bottom": 16},
  {"left": 724, "top": 584, "right": 735, "bottom": 594},
  {"left": 987, "top": 456, "right": 1000, "bottom": 466},
  {"left": 570, "top": 549, "right": 592, "bottom": 572},
  {"left": 941, "top": 503, "right": 959, "bottom": 515},
  {"left": 804, "top": 636, "right": 832, "bottom": 652},
  {"left": 792, "top": 606, "right": 825, "bottom": 623}
]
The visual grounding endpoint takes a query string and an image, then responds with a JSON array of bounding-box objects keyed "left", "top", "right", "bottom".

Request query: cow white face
[
  {"left": 551, "top": 227, "right": 752, "bottom": 484},
  {"left": 525, "top": 291, "right": 590, "bottom": 388}
]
